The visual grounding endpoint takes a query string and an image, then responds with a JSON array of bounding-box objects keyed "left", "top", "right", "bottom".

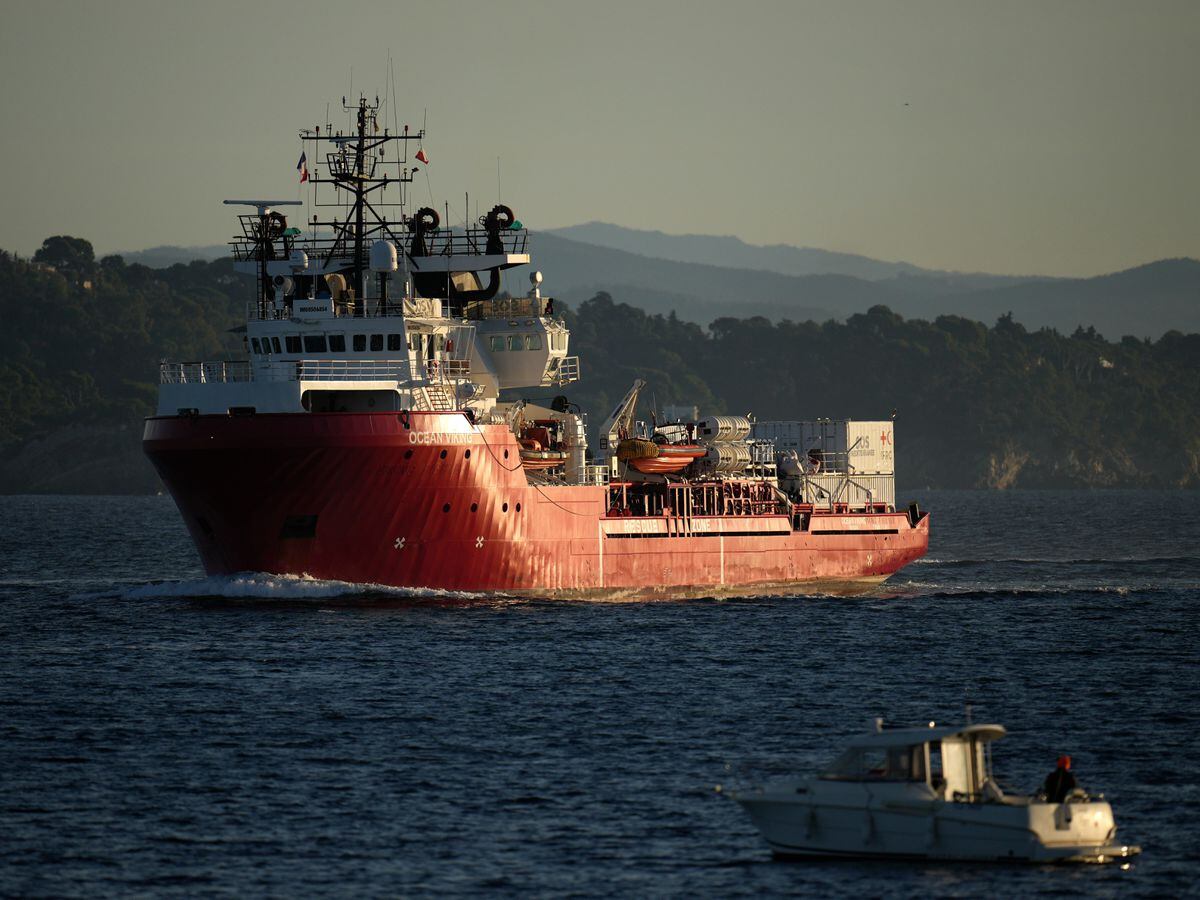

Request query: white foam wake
[{"left": 119, "top": 572, "right": 489, "bottom": 602}]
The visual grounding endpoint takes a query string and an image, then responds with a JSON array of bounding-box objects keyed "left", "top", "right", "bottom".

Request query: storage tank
[
  {"left": 696, "top": 416, "right": 751, "bottom": 443},
  {"left": 703, "top": 441, "right": 752, "bottom": 473}
]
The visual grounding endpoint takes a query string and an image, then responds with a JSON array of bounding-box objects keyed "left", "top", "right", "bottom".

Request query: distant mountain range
[
  {"left": 548, "top": 221, "right": 1038, "bottom": 289},
  {"left": 118, "top": 226, "right": 1200, "bottom": 339},
  {"left": 119, "top": 244, "right": 228, "bottom": 267}
]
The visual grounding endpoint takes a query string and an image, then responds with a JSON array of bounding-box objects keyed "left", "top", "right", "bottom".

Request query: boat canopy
[
  {"left": 821, "top": 724, "right": 1007, "bottom": 793},
  {"left": 847, "top": 723, "right": 1006, "bottom": 749}
]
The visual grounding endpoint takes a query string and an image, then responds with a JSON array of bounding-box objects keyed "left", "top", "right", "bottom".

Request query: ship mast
[{"left": 301, "top": 96, "right": 424, "bottom": 315}]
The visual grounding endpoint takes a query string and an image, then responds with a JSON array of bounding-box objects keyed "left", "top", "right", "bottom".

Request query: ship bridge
[{"left": 160, "top": 97, "right": 577, "bottom": 420}]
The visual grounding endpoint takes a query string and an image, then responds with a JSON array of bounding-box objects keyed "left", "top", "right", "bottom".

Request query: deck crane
[{"left": 597, "top": 378, "right": 646, "bottom": 474}]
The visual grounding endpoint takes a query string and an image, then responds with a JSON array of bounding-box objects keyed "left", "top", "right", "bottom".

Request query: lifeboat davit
[{"left": 627, "top": 444, "right": 706, "bottom": 474}]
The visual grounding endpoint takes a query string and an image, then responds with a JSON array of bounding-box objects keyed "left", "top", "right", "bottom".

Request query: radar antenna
[{"left": 223, "top": 200, "right": 304, "bottom": 315}]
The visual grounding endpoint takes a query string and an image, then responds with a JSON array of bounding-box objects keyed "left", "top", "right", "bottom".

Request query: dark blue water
[{"left": 1, "top": 490, "right": 1198, "bottom": 897}]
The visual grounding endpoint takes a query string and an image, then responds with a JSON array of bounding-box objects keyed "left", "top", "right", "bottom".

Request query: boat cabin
[{"left": 820, "top": 723, "right": 1007, "bottom": 802}]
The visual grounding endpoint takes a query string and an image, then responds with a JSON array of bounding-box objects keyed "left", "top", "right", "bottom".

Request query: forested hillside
[
  {"left": 556, "top": 295, "right": 1200, "bottom": 489},
  {"left": 2, "top": 237, "right": 1198, "bottom": 492},
  {"left": 0, "top": 239, "right": 246, "bottom": 491}
]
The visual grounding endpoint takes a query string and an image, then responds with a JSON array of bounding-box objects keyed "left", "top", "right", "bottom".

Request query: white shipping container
[{"left": 751, "top": 419, "right": 895, "bottom": 475}]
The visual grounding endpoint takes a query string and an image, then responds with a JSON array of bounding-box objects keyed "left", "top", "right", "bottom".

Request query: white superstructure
[{"left": 159, "top": 98, "right": 579, "bottom": 427}]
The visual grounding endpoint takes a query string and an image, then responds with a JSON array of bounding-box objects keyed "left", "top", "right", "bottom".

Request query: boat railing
[
  {"left": 290, "top": 359, "right": 414, "bottom": 382},
  {"left": 160, "top": 357, "right": 485, "bottom": 386},
  {"left": 543, "top": 355, "right": 580, "bottom": 387},
  {"left": 580, "top": 463, "right": 610, "bottom": 486},
  {"left": 159, "top": 360, "right": 254, "bottom": 384},
  {"left": 411, "top": 226, "right": 529, "bottom": 258},
  {"left": 234, "top": 227, "right": 529, "bottom": 266},
  {"left": 245, "top": 297, "right": 445, "bottom": 322},
  {"left": 464, "top": 296, "right": 553, "bottom": 320},
  {"left": 425, "top": 358, "right": 471, "bottom": 381}
]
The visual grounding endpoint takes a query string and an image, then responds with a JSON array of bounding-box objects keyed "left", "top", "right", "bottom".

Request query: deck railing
[
  {"left": 543, "top": 355, "right": 580, "bottom": 387},
  {"left": 291, "top": 360, "right": 414, "bottom": 382},
  {"left": 246, "top": 297, "right": 449, "bottom": 322},
  {"left": 160, "top": 359, "right": 416, "bottom": 384},
  {"left": 464, "top": 296, "right": 553, "bottom": 320},
  {"left": 157, "top": 358, "right": 488, "bottom": 386},
  {"left": 233, "top": 227, "right": 529, "bottom": 266},
  {"left": 159, "top": 361, "right": 254, "bottom": 384}
]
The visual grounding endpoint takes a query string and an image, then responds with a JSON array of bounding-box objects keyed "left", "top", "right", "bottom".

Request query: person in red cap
[{"left": 1043, "top": 755, "right": 1077, "bottom": 803}]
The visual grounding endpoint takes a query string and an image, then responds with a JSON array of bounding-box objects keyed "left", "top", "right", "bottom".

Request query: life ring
[
  {"left": 264, "top": 211, "right": 287, "bottom": 239},
  {"left": 413, "top": 207, "right": 440, "bottom": 231},
  {"left": 482, "top": 204, "right": 515, "bottom": 230}
]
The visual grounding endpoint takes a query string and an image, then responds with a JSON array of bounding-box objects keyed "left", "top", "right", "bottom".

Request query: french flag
[{"left": 297, "top": 151, "right": 309, "bottom": 184}]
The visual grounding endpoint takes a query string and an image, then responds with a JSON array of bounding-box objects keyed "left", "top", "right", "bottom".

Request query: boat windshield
[{"left": 821, "top": 745, "right": 927, "bottom": 782}]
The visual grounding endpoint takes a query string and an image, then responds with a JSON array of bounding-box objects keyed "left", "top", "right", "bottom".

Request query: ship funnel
[{"left": 370, "top": 240, "right": 398, "bottom": 273}]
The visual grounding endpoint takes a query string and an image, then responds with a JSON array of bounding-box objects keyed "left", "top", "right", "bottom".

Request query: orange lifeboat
[
  {"left": 627, "top": 444, "right": 706, "bottom": 474},
  {"left": 518, "top": 432, "right": 567, "bottom": 471}
]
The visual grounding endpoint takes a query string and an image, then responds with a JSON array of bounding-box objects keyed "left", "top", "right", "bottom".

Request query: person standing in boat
[{"left": 1043, "top": 755, "right": 1077, "bottom": 802}]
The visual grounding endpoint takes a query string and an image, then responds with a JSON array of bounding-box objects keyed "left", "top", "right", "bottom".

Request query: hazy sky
[{"left": 1, "top": 0, "right": 1196, "bottom": 276}]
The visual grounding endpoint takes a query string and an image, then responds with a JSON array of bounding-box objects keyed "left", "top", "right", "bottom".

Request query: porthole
[
  {"left": 502, "top": 502, "right": 509, "bottom": 512},
  {"left": 515, "top": 503, "right": 521, "bottom": 512},
  {"left": 503, "top": 449, "right": 509, "bottom": 459},
  {"left": 404, "top": 449, "right": 413, "bottom": 459},
  {"left": 470, "top": 503, "right": 478, "bottom": 513},
  {"left": 442, "top": 503, "right": 451, "bottom": 513},
  {"left": 439, "top": 449, "right": 447, "bottom": 459},
  {"left": 464, "top": 449, "right": 471, "bottom": 459}
]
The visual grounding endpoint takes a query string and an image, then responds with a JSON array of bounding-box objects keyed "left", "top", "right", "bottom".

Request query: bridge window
[
  {"left": 329, "top": 334, "right": 346, "bottom": 352},
  {"left": 251, "top": 338, "right": 262, "bottom": 354},
  {"left": 387, "top": 334, "right": 402, "bottom": 352},
  {"left": 370, "top": 334, "right": 383, "bottom": 352},
  {"left": 353, "top": 334, "right": 366, "bottom": 352},
  {"left": 303, "top": 335, "right": 327, "bottom": 353},
  {"left": 271, "top": 337, "right": 281, "bottom": 353},
  {"left": 508, "top": 335, "right": 522, "bottom": 351},
  {"left": 286, "top": 335, "right": 302, "bottom": 354},
  {"left": 489, "top": 336, "right": 505, "bottom": 352},
  {"left": 526, "top": 334, "right": 541, "bottom": 351}
]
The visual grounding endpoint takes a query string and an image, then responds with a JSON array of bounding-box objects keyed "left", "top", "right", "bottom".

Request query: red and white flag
[
  {"left": 415, "top": 148, "right": 429, "bottom": 164},
  {"left": 297, "top": 151, "right": 309, "bottom": 183}
]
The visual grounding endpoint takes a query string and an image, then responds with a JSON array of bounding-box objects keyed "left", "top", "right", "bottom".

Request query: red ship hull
[{"left": 143, "top": 412, "right": 928, "bottom": 597}]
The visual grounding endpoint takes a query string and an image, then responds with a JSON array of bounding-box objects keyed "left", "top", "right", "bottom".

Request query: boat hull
[
  {"left": 735, "top": 794, "right": 1139, "bottom": 864},
  {"left": 143, "top": 411, "right": 929, "bottom": 596}
]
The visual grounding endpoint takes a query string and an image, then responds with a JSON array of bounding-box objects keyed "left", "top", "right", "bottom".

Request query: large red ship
[{"left": 143, "top": 96, "right": 928, "bottom": 597}]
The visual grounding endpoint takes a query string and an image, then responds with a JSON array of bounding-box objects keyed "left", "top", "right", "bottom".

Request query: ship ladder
[{"left": 422, "top": 386, "right": 454, "bottom": 411}]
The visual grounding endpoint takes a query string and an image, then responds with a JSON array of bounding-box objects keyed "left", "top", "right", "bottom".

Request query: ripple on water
[{"left": 0, "top": 490, "right": 1197, "bottom": 897}]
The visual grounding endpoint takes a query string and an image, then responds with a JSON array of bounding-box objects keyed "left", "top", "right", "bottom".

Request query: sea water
[{"left": 1, "top": 491, "right": 1197, "bottom": 897}]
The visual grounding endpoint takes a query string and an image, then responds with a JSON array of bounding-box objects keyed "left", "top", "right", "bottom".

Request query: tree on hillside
[{"left": 32, "top": 236, "right": 95, "bottom": 281}]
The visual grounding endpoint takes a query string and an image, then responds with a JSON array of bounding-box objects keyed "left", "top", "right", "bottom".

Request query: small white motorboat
[{"left": 729, "top": 721, "right": 1141, "bottom": 863}]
